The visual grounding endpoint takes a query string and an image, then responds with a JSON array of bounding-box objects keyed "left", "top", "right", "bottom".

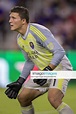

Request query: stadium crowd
[{"left": 0, "top": 0, "right": 76, "bottom": 50}]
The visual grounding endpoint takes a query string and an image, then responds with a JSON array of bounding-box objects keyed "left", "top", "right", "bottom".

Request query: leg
[
  {"left": 17, "top": 87, "right": 43, "bottom": 114},
  {"left": 48, "top": 88, "right": 63, "bottom": 109},
  {"left": 48, "top": 79, "right": 74, "bottom": 114}
]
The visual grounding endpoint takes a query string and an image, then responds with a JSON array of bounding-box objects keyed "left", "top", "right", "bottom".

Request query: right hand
[{"left": 5, "top": 77, "right": 25, "bottom": 99}]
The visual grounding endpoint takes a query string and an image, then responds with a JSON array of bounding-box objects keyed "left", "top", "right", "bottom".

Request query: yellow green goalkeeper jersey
[{"left": 17, "top": 23, "right": 65, "bottom": 79}]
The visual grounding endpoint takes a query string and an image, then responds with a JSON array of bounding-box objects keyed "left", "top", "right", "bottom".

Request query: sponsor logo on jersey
[{"left": 29, "top": 42, "right": 34, "bottom": 49}]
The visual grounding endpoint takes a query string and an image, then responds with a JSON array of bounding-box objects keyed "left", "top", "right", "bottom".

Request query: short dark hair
[{"left": 10, "top": 6, "right": 29, "bottom": 23}]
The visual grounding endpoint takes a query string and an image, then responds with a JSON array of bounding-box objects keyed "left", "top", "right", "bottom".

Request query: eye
[{"left": 12, "top": 16, "right": 16, "bottom": 19}]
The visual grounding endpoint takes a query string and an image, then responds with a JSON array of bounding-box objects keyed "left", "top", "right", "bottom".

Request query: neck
[{"left": 17, "top": 23, "right": 28, "bottom": 35}]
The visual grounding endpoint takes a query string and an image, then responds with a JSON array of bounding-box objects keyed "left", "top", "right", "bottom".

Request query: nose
[
  {"left": 9, "top": 19, "right": 11, "bottom": 23},
  {"left": 9, "top": 18, "right": 12, "bottom": 23}
]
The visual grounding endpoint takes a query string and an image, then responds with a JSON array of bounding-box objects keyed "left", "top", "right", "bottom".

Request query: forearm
[
  {"left": 20, "top": 60, "right": 34, "bottom": 79},
  {"left": 50, "top": 50, "right": 65, "bottom": 67}
]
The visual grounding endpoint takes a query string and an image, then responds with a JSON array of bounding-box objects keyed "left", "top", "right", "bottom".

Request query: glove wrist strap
[
  {"left": 43, "top": 66, "right": 53, "bottom": 71},
  {"left": 17, "top": 77, "right": 25, "bottom": 85}
]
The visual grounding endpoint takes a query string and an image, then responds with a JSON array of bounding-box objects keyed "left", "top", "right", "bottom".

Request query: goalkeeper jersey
[{"left": 17, "top": 23, "right": 65, "bottom": 79}]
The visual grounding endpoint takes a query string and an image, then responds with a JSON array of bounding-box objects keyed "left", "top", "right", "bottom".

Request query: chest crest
[{"left": 17, "top": 33, "right": 36, "bottom": 53}]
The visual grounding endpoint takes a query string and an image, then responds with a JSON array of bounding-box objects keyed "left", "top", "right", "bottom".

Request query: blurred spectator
[
  {"left": 33, "top": 0, "right": 76, "bottom": 50},
  {"left": 0, "top": 0, "right": 15, "bottom": 13},
  {"left": 67, "top": 0, "right": 76, "bottom": 6},
  {"left": 16, "top": 0, "right": 28, "bottom": 7},
  {"left": 56, "top": 0, "right": 73, "bottom": 20},
  {"left": 69, "top": 8, "right": 76, "bottom": 24},
  {"left": 63, "top": 19, "right": 76, "bottom": 50},
  {"left": 0, "top": 0, "right": 76, "bottom": 50},
  {"left": 0, "top": 0, "right": 16, "bottom": 49},
  {"left": 0, "top": 8, "right": 6, "bottom": 42},
  {"left": 34, "top": 0, "right": 57, "bottom": 25}
]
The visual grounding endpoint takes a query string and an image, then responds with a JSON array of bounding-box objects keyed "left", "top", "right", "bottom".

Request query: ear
[{"left": 22, "top": 19, "right": 26, "bottom": 24}]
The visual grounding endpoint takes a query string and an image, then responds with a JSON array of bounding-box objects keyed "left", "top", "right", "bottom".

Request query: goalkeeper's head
[
  {"left": 10, "top": 6, "right": 29, "bottom": 23},
  {"left": 9, "top": 6, "right": 29, "bottom": 32}
]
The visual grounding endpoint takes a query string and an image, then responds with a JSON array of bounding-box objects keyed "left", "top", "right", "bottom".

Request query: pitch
[{"left": 0, "top": 82, "right": 76, "bottom": 114}]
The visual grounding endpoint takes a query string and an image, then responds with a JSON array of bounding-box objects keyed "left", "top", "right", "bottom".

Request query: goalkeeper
[{"left": 5, "top": 6, "right": 74, "bottom": 114}]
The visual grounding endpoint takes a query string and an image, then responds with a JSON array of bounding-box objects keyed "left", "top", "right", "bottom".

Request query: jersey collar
[{"left": 21, "top": 23, "right": 30, "bottom": 39}]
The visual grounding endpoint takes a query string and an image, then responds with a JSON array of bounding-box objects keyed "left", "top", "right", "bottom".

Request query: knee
[
  {"left": 18, "top": 93, "right": 25, "bottom": 103},
  {"left": 17, "top": 93, "right": 31, "bottom": 107}
]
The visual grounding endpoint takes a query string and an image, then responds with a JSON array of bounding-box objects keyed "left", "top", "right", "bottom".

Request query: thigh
[
  {"left": 48, "top": 88, "right": 64, "bottom": 101},
  {"left": 18, "top": 87, "right": 43, "bottom": 101},
  {"left": 49, "top": 79, "right": 70, "bottom": 95}
]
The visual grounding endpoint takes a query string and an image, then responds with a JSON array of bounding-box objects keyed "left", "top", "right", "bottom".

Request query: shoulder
[{"left": 30, "top": 23, "right": 50, "bottom": 32}]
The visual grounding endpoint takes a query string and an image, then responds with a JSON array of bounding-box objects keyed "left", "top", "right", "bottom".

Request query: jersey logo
[{"left": 29, "top": 42, "right": 34, "bottom": 49}]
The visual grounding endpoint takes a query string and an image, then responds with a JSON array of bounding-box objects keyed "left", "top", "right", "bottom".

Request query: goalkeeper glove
[
  {"left": 5, "top": 77, "right": 25, "bottom": 99},
  {"left": 33, "top": 66, "right": 52, "bottom": 86}
]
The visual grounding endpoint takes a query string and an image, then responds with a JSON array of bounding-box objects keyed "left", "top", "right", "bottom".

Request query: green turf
[{"left": 0, "top": 84, "right": 76, "bottom": 114}]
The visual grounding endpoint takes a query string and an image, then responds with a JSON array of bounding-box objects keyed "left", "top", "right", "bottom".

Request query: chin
[{"left": 10, "top": 28, "right": 16, "bottom": 31}]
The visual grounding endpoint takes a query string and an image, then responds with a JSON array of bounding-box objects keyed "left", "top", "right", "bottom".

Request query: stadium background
[{"left": 0, "top": 0, "right": 76, "bottom": 114}]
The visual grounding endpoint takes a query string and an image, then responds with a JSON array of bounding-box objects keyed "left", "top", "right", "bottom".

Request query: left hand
[
  {"left": 33, "top": 66, "right": 52, "bottom": 86},
  {"left": 33, "top": 79, "right": 47, "bottom": 86}
]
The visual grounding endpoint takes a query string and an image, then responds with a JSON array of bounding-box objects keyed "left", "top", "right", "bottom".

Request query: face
[{"left": 9, "top": 12, "right": 23, "bottom": 31}]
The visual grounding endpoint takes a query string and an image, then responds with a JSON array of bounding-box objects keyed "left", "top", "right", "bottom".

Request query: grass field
[{"left": 0, "top": 83, "right": 76, "bottom": 114}]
